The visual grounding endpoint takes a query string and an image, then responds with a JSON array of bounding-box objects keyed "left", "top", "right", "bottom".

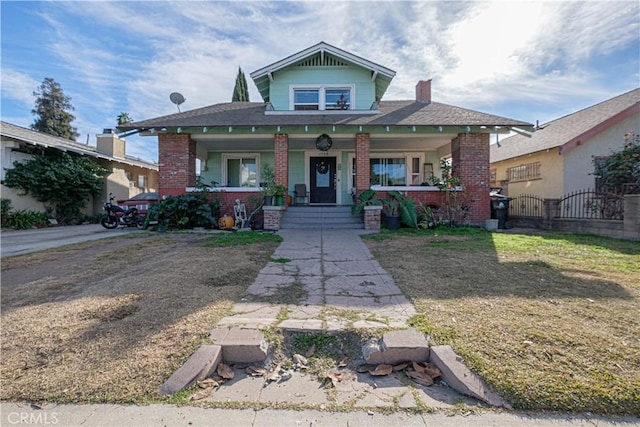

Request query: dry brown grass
[
  {"left": 1, "top": 233, "right": 279, "bottom": 403},
  {"left": 363, "top": 229, "right": 640, "bottom": 414}
]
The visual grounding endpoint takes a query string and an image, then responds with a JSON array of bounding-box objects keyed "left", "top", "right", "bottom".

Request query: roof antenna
[{"left": 169, "top": 92, "right": 185, "bottom": 112}]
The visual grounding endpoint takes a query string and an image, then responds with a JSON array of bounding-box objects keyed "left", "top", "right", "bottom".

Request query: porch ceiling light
[
  {"left": 228, "top": 126, "right": 233, "bottom": 133},
  {"left": 202, "top": 127, "right": 208, "bottom": 133},
  {"left": 438, "top": 126, "right": 443, "bottom": 132},
  {"left": 466, "top": 126, "right": 471, "bottom": 133},
  {"left": 252, "top": 126, "right": 256, "bottom": 132},
  {"left": 386, "top": 126, "right": 390, "bottom": 132},
  {"left": 177, "top": 127, "right": 182, "bottom": 133},
  {"left": 149, "top": 128, "right": 155, "bottom": 133},
  {"left": 161, "top": 128, "right": 167, "bottom": 132}
]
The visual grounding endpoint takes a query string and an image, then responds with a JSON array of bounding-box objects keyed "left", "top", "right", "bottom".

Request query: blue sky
[{"left": 1, "top": 1, "right": 639, "bottom": 163}]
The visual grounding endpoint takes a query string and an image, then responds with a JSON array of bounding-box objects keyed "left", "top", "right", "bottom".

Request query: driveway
[{"left": 0, "top": 224, "right": 141, "bottom": 258}]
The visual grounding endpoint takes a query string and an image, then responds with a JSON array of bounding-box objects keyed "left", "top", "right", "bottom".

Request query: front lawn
[{"left": 363, "top": 228, "right": 640, "bottom": 414}]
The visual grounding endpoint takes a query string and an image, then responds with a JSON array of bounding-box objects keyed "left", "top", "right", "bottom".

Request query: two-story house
[{"left": 118, "top": 42, "right": 532, "bottom": 227}]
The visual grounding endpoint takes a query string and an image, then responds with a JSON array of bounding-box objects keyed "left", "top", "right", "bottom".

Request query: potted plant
[
  {"left": 272, "top": 184, "right": 288, "bottom": 206},
  {"left": 260, "top": 164, "right": 276, "bottom": 206},
  {"left": 382, "top": 190, "right": 418, "bottom": 229}
]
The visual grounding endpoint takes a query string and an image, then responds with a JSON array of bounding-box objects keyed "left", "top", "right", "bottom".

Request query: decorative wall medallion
[{"left": 315, "top": 133, "right": 333, "bottom": 151}]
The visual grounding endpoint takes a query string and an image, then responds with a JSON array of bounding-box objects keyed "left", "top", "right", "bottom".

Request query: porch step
[{"left": 281, "top": 206, "right": 363, "bottom": 229}]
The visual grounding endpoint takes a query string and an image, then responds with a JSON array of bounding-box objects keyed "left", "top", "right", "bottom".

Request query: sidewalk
[{"left": 2, "top": 402, "right": 638, "bottom": 427}]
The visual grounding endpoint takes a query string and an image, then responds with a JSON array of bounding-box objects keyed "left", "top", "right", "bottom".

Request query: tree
[
  {"left": 31, "top": 77, "right": 79, "bottom": 141},
  {"left": 232, "top": 67, "right": 250, "bottom": 102},
  {"left": 117, "top": 112, "right": 133, "bottom": 125},
  {"left": 4, "top": 149, "right": 107, "bottom": 223},
  {"left": 593, "top": 131, "right": 640, "bottom": 194}
]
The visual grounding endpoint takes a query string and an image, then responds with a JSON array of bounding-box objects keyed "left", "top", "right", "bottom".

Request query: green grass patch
[
  {"left": 363, "top": 228, "right": 640, "bottom": 415},
  {"left": 271, "top": 257, "right": 291, "bottom": 263}
]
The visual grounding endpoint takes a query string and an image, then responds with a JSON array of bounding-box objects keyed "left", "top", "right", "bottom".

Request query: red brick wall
[
  {"left": 451, "top": 133, "right": 491, "bottom": 224},
  {"left": 208, "top": 191, "right": 263, "bottom": 217},
  {"left": 355, "top": 133, "right": 371, "bottom": 193},
  {"left": 274, "top": 134, "right": 288, "bottom": 186},
  {"left": 158, "top": 133, "right": 196, "bottom": 198}
]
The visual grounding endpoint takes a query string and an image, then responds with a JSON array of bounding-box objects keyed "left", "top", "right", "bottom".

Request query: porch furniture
[{"left": 294, "top": 184, "right": 309, "bottom": 205}]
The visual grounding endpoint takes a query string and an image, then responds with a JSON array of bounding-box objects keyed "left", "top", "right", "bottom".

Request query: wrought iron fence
[
  {"left": 555, "top": 189, "right": 624, "bottom": 220},
  {"left": 509, "top": 194, "right": 544, "bottom": 218}
]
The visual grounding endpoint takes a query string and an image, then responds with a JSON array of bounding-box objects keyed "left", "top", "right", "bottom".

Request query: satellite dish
[{"left": 169, "top": 92, "right": 185, "bottom": 112}]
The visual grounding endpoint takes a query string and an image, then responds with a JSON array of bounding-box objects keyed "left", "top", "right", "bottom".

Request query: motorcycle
[{"left": 100, "top": 193, "right": 145, "bottom": 229}]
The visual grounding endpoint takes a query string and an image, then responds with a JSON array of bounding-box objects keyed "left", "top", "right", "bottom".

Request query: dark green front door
[{"left": 310, "top": 157, "right": 336, "bottom": 204}]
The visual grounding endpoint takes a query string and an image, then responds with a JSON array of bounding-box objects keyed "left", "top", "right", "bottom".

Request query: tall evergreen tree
[
  {"left": 31, "top": 77, "right": 79, "bottom": 141},
  {"left": 232, "top": 67, "right": 250, "bottom": 102}
]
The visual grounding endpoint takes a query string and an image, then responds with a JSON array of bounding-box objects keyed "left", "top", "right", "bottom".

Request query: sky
[{"left": 1, "top": 1, "right": 639, "bottom": 163}]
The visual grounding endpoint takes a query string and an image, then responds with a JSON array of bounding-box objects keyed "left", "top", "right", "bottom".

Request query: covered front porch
[{"left": 157, "top": 126, "right": 496, "bottom": 226}]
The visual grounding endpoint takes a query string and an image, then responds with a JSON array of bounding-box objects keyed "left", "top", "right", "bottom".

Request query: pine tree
[
  {"left": 232, "top": 67, "right": 250, "bottom": 102},
  {"left": 31, "top": 77, "right": 79, "bottom": 141}
]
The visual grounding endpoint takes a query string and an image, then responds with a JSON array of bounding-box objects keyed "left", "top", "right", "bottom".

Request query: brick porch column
[
  {"left": 355, "top": 133, "right": 371, "bottom": 194},
  {"left": 451, "top": 133, "right": 490, "bottom": 225},
  {"left": 158, "top": 133, "right": 196, "bottom": 198},
  {"left": 274, "top": 134, "right": 289, "bottom": 186}
]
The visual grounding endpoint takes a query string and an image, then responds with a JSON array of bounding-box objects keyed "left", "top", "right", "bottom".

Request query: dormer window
[{"left": 291, "top": 85, "right": 353, "bottom": 111}]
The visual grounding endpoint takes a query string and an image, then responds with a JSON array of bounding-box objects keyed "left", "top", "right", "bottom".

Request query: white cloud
[{"left": 2, "top": 1, "right": 638, "bottom": 163}]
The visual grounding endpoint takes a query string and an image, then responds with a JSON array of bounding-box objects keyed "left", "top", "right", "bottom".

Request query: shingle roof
[
  {"left": 0, "top": 121, "right": 157, "bottom": 170},
  {"left": 119, "top": 100, "right": 532, "bottom": 131},
  {"left": 491, "top": 88, "right": 640, "bottom": 163}
]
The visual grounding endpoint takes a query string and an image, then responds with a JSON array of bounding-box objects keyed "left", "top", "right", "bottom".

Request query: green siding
[
  {"left": 270, "top": 66, "right": 375, "bottom": 111},
  {"left": 287, "top": 151, "right": 305, "bottom": 197}
]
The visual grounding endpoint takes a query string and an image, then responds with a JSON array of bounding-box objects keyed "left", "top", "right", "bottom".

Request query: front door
[{"left": 310, "top": 157, "right": 337, "bottom": 204}]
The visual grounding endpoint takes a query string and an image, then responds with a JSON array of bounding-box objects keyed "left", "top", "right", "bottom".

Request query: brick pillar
[
  {"left": 158, "top": 133, "right": 196, "bottom": 198},
  {"left": 274, "top": 134, "right": 289, "bottom": 186},
  {"left": 451, "top": 133, "right": 490, "bottom": 225},
  {"left": 355, "top": 133, "right": 371, "bottom": 194},
  {"left": 364, "top": 205, "right": 382, "bottom": 231}
]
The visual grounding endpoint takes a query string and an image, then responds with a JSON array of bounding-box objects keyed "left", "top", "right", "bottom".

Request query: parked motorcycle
[{"left": 100, "top": 193, "right": 145, "bottom": 229}]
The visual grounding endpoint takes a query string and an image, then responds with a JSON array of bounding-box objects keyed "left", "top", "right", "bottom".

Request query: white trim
[
  {"left": 221, "top": 153, "right": 261, "bottom": 187},
  {"left": 289, "top": 84, "right": 355, "bottom": 111},
  {"left": 371, "top": 185, "right": 441, "bottom": 191}
]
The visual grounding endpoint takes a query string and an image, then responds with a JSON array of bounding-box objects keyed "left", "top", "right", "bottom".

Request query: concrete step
[{"left": 281, "top": 206, "right": 363, "bottom": 229}]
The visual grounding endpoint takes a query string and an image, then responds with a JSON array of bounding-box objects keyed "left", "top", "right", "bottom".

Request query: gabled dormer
[{"left": 250, "top": 42, "right": 396, "bottom": 114}]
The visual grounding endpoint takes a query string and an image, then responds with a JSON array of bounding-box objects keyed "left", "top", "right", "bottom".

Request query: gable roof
[
  {"left": 491, "top": 88, "right": 640, "bottom": 162},
  {"left": 119, "top": 100, "right": 532, "bottom": 132},
  {"left": 0, "top": 121, "right": 157, "bottom": 170},
  {"left": 250, "top": 42, "right": 397, "bottom": 103}
]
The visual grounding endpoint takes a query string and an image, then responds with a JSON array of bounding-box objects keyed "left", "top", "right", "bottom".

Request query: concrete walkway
[{"left": 217, "top": 229, "right": 416, "bottom": 330}]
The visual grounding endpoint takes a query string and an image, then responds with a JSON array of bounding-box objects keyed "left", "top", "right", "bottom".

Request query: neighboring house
[
  {"left": 1, "top": 121, "right": 158, "bottom": 214},
  {"left": 490, "top": 88, "right": 640, "bottom": 199},
  {"left": 118, "top": 42, "right": 532, "bottom": 226}
]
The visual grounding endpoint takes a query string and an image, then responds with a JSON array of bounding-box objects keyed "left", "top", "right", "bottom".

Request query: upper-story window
[{"left": 292, "top": 86, "right": 353, "bottom": 111}]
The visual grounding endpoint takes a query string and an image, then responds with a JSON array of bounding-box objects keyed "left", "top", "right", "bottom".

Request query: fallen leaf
[
  {"left": 266, "top": 363, "right": 282, "bottom": 382},
  {"left": 423, "top": 363, "right": 441, "bottom": 379},
  {"left": 406, "top": 370, "right": 434, "bottom": 386},
  {"left": 246, "top": 366, "right": 266, "bottom": 377},
  {"left": 369, "top": 364, "right": 393, "bottom": 376},
  {"left": 338, "top": 357, "right": 348, "bottom": 368},
  {"left": 356, "top": 364, "right": 375, "bottom": 373},
  {"left": 412, "top": 361, "right": 426, "bottom": 373},
  {"left": 189, "top": 388, "right": 212, "bottom": 401},
  {"left": 216, "top": 363, "right": 235, "bottom": 380},
  {"left": 326, "top": 371, "right": 344, "bottom": 387},
  {"left": 392, "top": 363, "right": 408, "bottom": 371},
  {"left": 198, "top": 378, "right": 219, "bottom": 388},
  {"left": 306, "top": 343, "right": 316, "bottom": 357},
  {"left": 293, "top": 353, "right": 308, "bottom": 368}
]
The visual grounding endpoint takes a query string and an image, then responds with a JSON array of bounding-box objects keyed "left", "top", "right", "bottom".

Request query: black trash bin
[{"left": 490, "top": 198, "right": 512, "bottom": 229}]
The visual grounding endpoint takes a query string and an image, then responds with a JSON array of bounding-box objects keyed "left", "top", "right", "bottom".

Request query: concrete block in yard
[
  {"left": 160, "top": 344, "right": 222, "bottom": 396},
  {"left": 429, "top": 345, "right": 510, "bottom": 408},
  {"left": 215, "top": 327, "right": 268, "bottom": 363},
  {"left": 363, "top": 328, "right": 429, "bottom": 365}
]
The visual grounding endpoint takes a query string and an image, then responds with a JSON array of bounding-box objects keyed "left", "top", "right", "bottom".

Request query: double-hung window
[
  {"left": 351, "top": 153, "right": 424, "bottom": 188},
  {"left": 292, "top": 86, "right": 353, "bottom": 111},
  {"left": 223, "top": 154, "right": 259, "bottom": 187}
]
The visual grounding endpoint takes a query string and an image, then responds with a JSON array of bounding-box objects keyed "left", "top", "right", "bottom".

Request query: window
[
  {"left": 490, "top": 168, "right": 497, "bottom": 183},
  {"left": 508, "top": 162, "right": 541, "bottom": 182},
  {"left": 138, "top": 174, "right": 147, "bottom": 188},
  {"left": 292, "top": 86, "right": 353, "bottom": 111},
  {"left": 371, "top": 158, "right": 406, "bottom": 186},
  {"left": 294, "top": 89, "right": 319, "bottom": 110},
  {"left": 223, "top": 154, "right": 259, "bottom": 187}
]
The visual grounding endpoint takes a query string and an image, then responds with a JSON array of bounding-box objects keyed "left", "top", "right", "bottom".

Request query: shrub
[
  {"left": 1, "top": 198, "right": 12, "bottom": 228},
  {"left": 5, "top": 210, "right": 49, "bottom": 229},
  {"left": 145, "top": 194, "right": 220, "bottom": 231}
]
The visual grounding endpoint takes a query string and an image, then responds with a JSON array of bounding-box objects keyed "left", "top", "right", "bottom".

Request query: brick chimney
[
  {"left": 96, "top": 131, "right": 126, "bottom": 158},
  {"left": 415, "top": 79, "right": 432, "bottom": 103}
]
